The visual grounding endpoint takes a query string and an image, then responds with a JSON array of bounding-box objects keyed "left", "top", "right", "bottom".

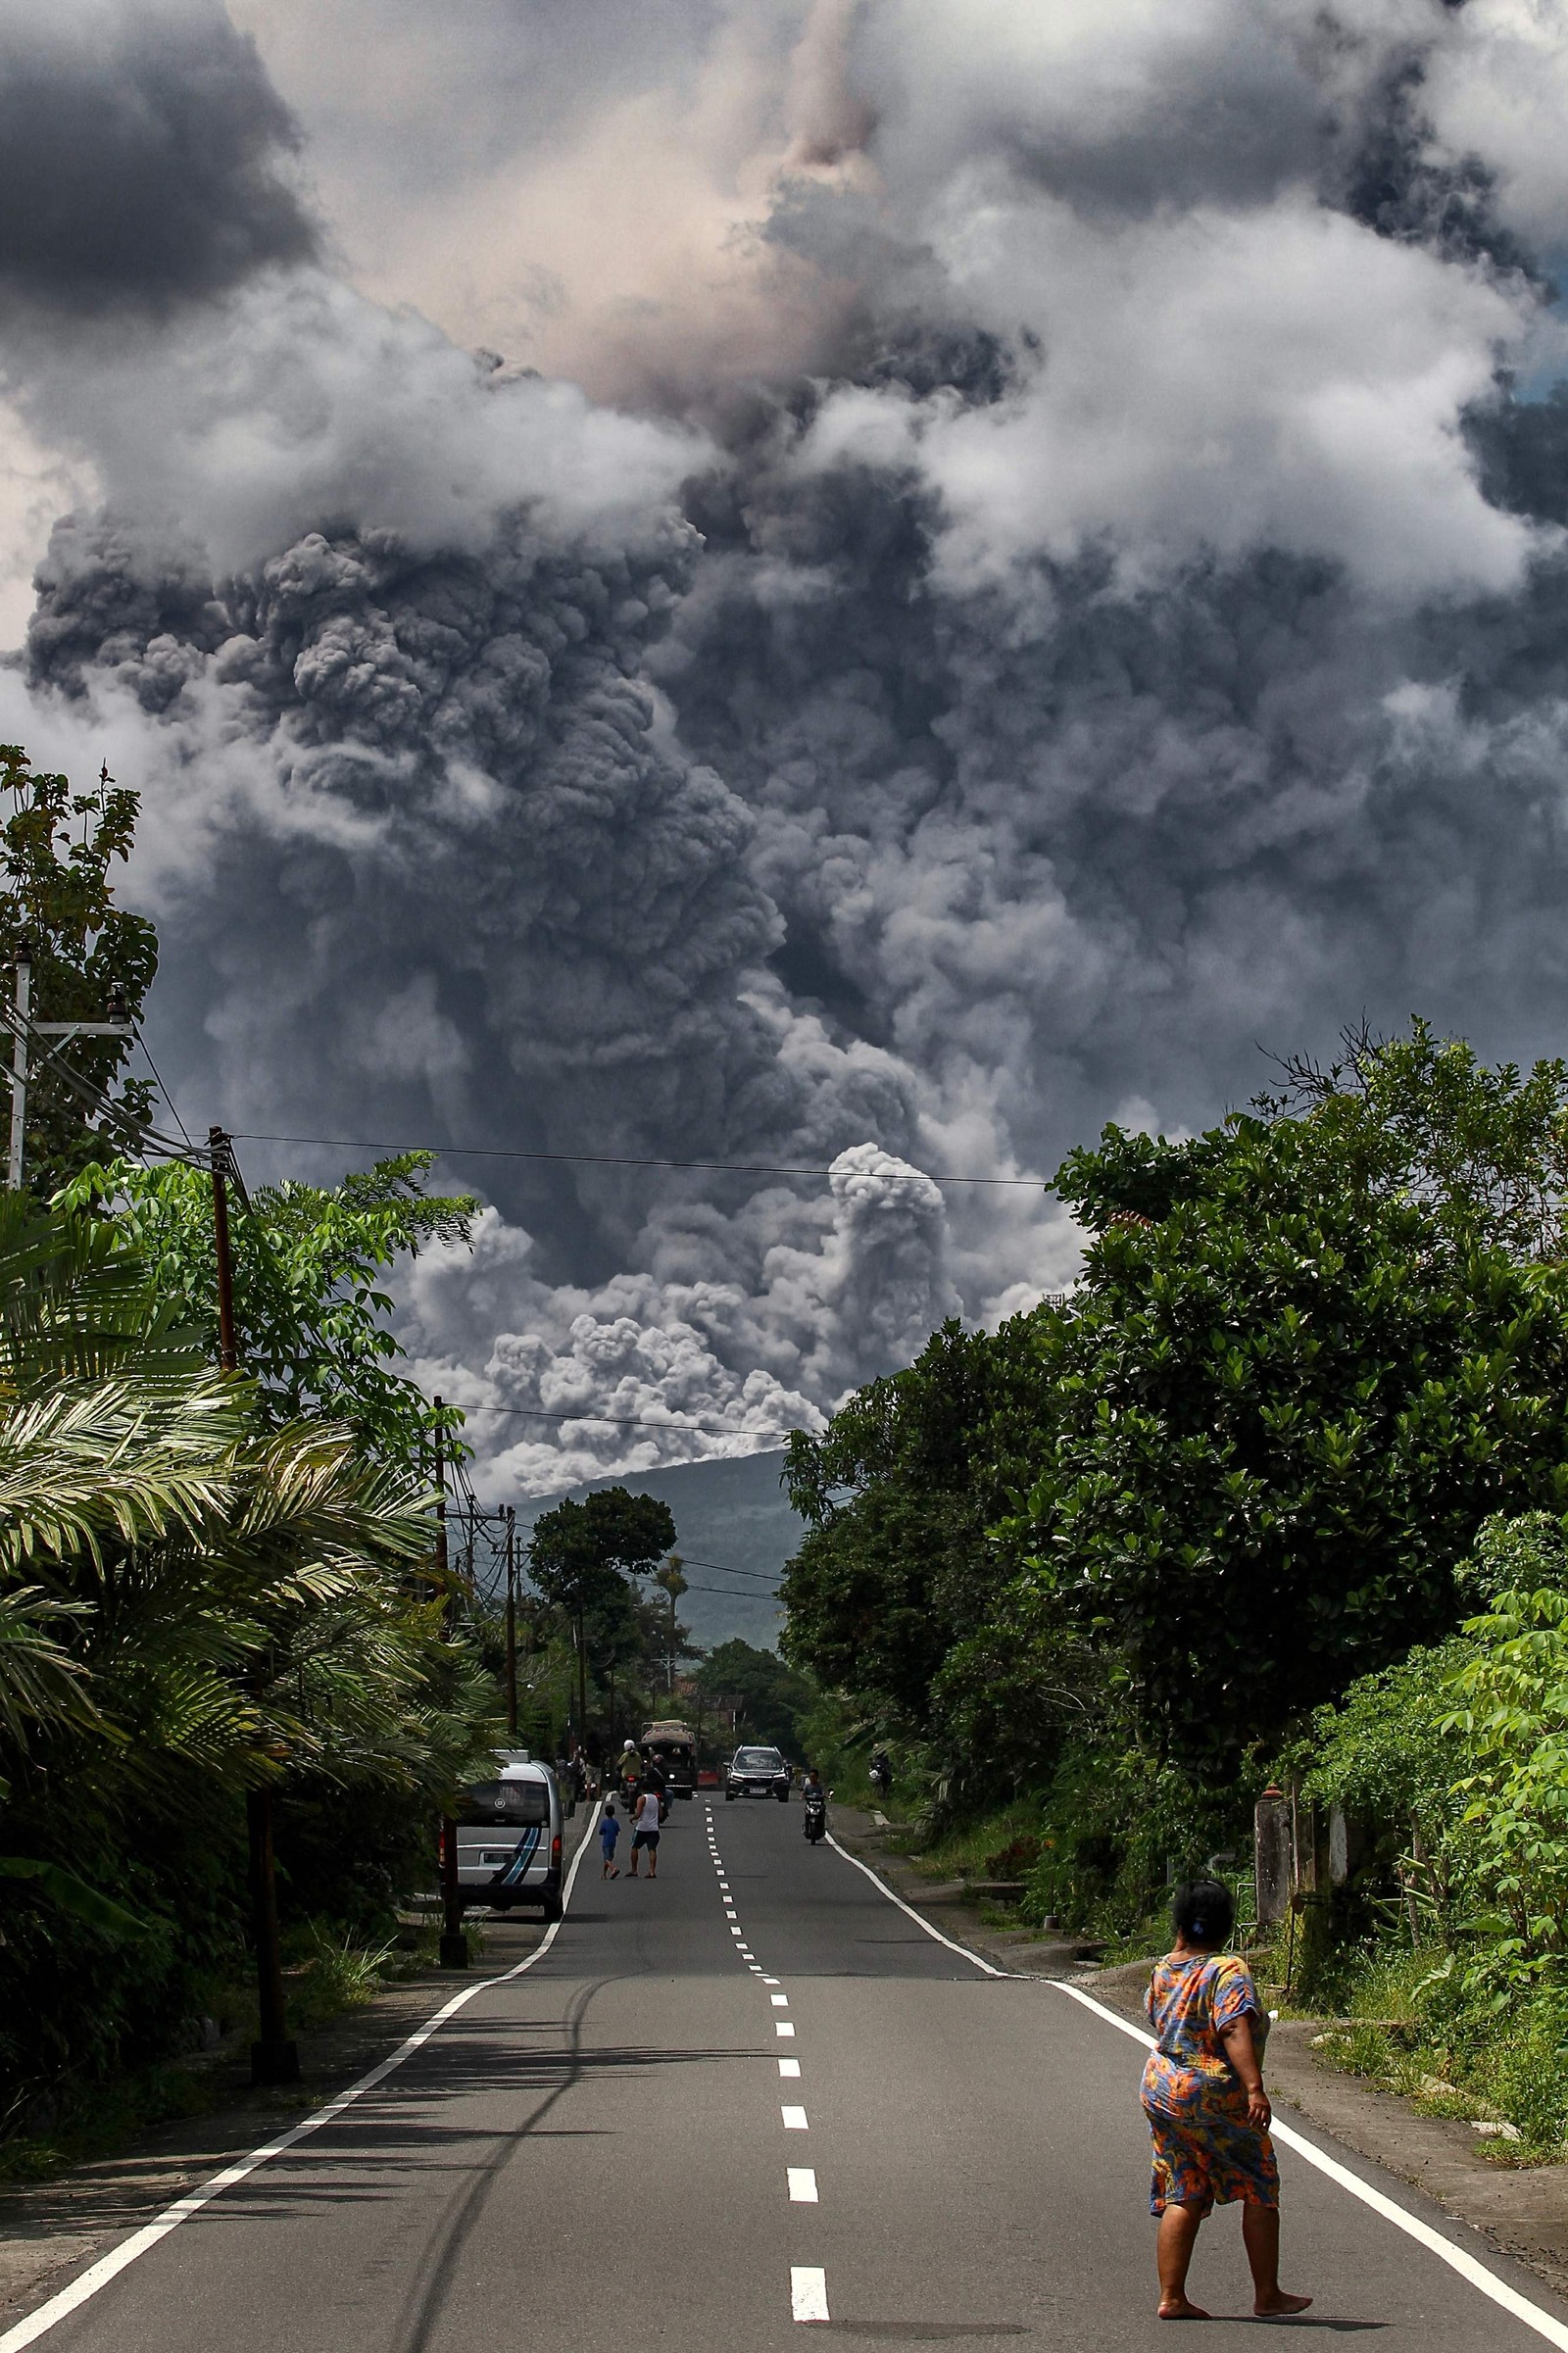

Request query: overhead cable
[
  {"left": 230, "top": 1129, "right": 1046, "bottom": 1190},
  {"left": 450, "top": 1399, "right": 800, "bottom": 1438}
]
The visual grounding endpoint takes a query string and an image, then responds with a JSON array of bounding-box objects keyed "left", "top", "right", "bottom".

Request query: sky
[{"left": 4, "top": 0, "right": 1568, "bottom": 1494}]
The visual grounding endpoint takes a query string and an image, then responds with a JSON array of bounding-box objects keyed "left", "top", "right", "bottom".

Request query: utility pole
[
  {"left": 504, "top": 1504, "right": 518, "bottom": 1740},
  {"left": 8, "top": 942, "right": 28, "bottom": 1192},
  {"left": 209, "top": 1125, "right": 299, "bottom": 2088},
  {"left": 6, "top": 949, "right": 131, "bottom": 1190},
  {"left": 209, "top": 1126, "right": 238, "bottom": 1371},
  {"left": 434, "top": 1400, "right": 467, "bottom": 1969}
]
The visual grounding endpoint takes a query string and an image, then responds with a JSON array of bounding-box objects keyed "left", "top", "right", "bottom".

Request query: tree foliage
[
  {"left": 1007, "top": 1109, "right": 1568, "bottom": 1765},
  {"left": 781, "top": 1320, "right": 1036, "bottom": 1729},
  {"left": 59, "top": 1152, "right": 476, "bottom": 1465},
  {"left": 781, "top": 1024, "right": 1568, "bottom": 1822},
  {"left": 0, "top": 746, "right": 158, "bottom": 1195},
  {"left": 0, "top": 1194, "right": 497, "bottom": 2127},
  {"left": 696, "top": 1638, "right": 815, "bottom": 1754}
]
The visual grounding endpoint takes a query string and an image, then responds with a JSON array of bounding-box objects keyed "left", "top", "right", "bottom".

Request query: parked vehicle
[
  {"left": 640, "top": 1719, "right": 697, "bottom": 1800},
  {"left": 450, "top": 1750, "right": 564, "bottom": 1920},
  {"left": 803, "top": 1784, "right": 828, "bottom": 1844},
  {"left": 726, "top": 1744, "right": 792, "bottom": 1801}
]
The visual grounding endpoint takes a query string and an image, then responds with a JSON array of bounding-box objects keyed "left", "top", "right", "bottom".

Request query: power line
[
  {"left": 230, "top": 1129, "right": 1046, "bottom": 1191},
  {"left": 674, "top": 1556, "right": 782, "bottom": 1584},
  {"left": 131, "top": 1022, "right": 195, "bottom": 1154},
  {"left": 455, "top": 1400, "right": 802, "bottom": 1439}
]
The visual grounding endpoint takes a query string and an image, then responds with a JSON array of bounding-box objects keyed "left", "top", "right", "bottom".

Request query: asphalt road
[{"left": 15, "top": 1792, "right": 1568, "bottom": 2351}]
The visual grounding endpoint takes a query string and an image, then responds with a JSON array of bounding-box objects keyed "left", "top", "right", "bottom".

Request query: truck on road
[{"left": 640, "top": 1719, "right": 697, "bottom": 1799}]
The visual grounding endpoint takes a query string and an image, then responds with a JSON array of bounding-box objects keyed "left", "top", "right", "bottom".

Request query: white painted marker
[
  {"left": 762, "top": 1976, "right": 780, "bottom": 1985},
  {"left": 781, "top": 2106, "right": 809, "bottom": 2131},
  {"left": 776, "top": 2022, "right": 796, "bottom": 2037},
  {"left": 779, "top": 2057, "right": 802, "bottom": 2079},
  {"left": 787, "top": 2168, "right": 818, "bottom": 2203},
  {"left": 791, "top": 2267, "right": 830, "bottom": 2324},
  {"left": 770, "top": 1992, "right": 789, "bottom": 2006}
]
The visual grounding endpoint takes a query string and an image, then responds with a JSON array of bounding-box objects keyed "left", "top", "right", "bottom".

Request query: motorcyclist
[
  {"left": 618, "top": 1738, "right": 643, "bottom": 1807},
  {"left": 802, "top": 1767, "right": 827, "bottom": 1841},
  {"left": 869, "top": 1745, "right": 893, "bottom": 1799}
]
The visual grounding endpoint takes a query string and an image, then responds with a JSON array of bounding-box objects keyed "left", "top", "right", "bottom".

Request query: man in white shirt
[{"left": 627, "top": 1785, "right": 662, "bottom": 1879}]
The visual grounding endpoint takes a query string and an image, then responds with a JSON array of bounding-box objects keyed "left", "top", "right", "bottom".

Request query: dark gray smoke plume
[
  {"left": 5, "top": 0, "right": 1568, "bottom": 1489},
  {"left": 0, "top": 0, "right": 316, "bottom": 314}
]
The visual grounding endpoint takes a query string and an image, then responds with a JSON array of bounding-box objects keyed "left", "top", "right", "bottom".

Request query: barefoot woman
[{"left": 1142, "top": 1877, "right": 1312, "bottom": 2321}]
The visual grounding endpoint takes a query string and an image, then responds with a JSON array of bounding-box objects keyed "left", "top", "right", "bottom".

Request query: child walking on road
[
  {"left": 1141, "top": 1878, "right": 1311, "bottom": 2323},
  {"left": 599, "top": 1800, "right": 620, "bottom": 1879}
]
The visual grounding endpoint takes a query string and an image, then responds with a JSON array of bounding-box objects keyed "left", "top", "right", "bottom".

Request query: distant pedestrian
[
  {"left": 600, "top": 1800, "right": 621, "bottom": 1880},
  {"left": 627, "top": 1785, "right": 662, "bottom": 1879},
  {"left": 1141, "top": 1878, "right": 1310, "bottom": 2322}
]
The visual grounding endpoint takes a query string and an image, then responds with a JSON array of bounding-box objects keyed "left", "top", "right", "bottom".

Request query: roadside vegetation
[
  {"left": 0, "top": 746, "right": 500, "bottom": 2176},
  {"left": 780, "top": 1021, "right": 1568, "bottom": 2157}
]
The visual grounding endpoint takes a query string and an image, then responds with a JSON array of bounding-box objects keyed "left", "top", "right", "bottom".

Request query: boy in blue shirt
[{"left": 600, "top": 1799, "right": 621, "bottom": 1879}]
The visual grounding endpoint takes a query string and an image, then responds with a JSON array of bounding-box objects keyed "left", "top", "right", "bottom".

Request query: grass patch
[{"left": 1305, "top": 1939, "right": 1568, "bottom": 2161}]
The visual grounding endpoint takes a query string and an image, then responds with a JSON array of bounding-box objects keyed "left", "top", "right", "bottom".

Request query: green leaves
[
  {"left": 0, "top": 744, "right": 159, "bottom": 1196},
  {"left": 58, "top": 1153, "right": 476, "bottom": 1467}
]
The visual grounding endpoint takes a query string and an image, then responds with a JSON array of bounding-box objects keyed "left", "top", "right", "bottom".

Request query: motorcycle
[{"left": 803, "top": 1785, "right": 828, "bottom": 1844}]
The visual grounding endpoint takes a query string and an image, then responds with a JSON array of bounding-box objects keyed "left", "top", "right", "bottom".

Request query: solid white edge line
[
  {"left": 791, "top": 2264, "right": 830, "bottom": 2323},
  {"left": 1047, "top": 1978, "right": 1568, "bottom": 2352},
  {"left": 0, "top": 1803, "right": 607, "bottom": 2353},
  {"left": 823, "top": 1832, "right": 1008, "bottom": 1979}
]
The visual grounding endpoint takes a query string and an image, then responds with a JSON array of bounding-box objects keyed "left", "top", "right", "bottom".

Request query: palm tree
[{"left": 0, "top": 1196, "right": 498, "bottom": 2109}]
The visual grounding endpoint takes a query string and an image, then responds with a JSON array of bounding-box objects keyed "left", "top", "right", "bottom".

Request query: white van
[{"left": 453, "top": 1750, "right": 564, "bottom": 1920}]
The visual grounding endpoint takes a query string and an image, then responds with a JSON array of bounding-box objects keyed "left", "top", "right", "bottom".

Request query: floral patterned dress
[{"left": 1141, "top": 1950, "right": 1280, "bottom": 2218}]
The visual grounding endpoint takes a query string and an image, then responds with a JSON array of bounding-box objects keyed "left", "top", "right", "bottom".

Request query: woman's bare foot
[
  {"left": 1253, "top": 2290, "right": 1312, "bottom": 2317},
  {"left": 1157, "top": 2297, "right": 1210, "bottom": 2319}
]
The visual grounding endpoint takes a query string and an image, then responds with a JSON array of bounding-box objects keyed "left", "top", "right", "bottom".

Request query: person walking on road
[
  {"left": 1141, "top": 1878, "right": 1311, "bottom": 2323},
  {"left": 599, "top": 1799, "right": 621, "bottom": 1879},
  {"left": 626, "top": 1785, "right": 662, "bottom": 1879}
]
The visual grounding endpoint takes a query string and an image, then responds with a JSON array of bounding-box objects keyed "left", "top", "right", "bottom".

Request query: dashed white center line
[
  {"left": 787, "top": 2168, "right": 818, "bottom": 2203},
  {"left": 779, "top": 2057, "right": 801, "bottom": 2079},
  {"left": 776, "top": 2022, "right": 796, "bottom": 2037},
  {"left": 770, "top": 1993, "right": 789, "bottom": 2007},
  {"left": 791, "top": 2266, "right": 830, "bottom": 2325},
  {"left": 762, "top": 1976, "right": 780, "bottom": 1985},
  {"left": 781, "top": 2106, "right": 809, "bottom": 2131}
]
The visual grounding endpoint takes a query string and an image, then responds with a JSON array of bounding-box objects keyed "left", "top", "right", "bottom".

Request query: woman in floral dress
[{"left": 1142, "top": 1877, "right": 1312, "bottom": 2321}]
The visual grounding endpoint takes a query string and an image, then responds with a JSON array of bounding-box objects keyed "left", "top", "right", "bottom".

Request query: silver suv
[{"left": 726, "top": 1744, "right": 791, "bottom": 1801}]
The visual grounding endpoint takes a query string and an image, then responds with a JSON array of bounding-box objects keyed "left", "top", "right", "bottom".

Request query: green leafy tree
[
  {"left": 527, "top": 1488, "right": 676, "bottom": 1741},
  {"left": 0, "top": 1194, "right": 497, "bottom": 2123},
  {"left": 1259, "top": 1017, "right": 1568, "bottom": 1263},
  {"left": 1004, "top": 1107, "right": 1568, "bottom": 1767},
  {"left": 0, "top": 745, "right": 158, "bottom": 1194},
  {"left": 1445, "top": 1517, "right": 1568, "bottom": 1978},
  {"left": 59, "top": 1153, "right": 475, "bottom": 1465},
  {"left": 696, "top": 1638, "right": 815, "bottom": 1754},
  {"left": 781, "top": 1320, "right": 1035, "bottom": 1729}
]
